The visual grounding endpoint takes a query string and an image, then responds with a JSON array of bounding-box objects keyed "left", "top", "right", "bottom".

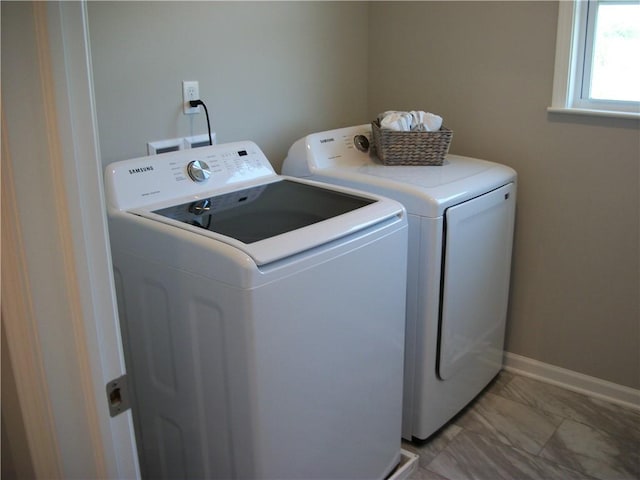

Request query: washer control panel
[
  {"left": 105, "top": 141, "right": 276, "bottom": 210},
  {"left": 187, "top": 160, "right": 211, "bottom": 182}
]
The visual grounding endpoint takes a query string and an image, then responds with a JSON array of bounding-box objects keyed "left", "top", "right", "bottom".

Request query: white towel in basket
[
  {"left": 379, "top": 111, "right": 413, "bottom": 131},
  {"left": 410, "top": 111, "right": 443, "bottom": 132},
  {"left": 378, "top": 110, "right": 443, "bottom": 132}
]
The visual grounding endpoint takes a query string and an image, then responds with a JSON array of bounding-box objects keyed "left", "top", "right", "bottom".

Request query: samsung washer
[
  {"left": 283, "top": 125, "right": 517, "bottom": 441},
  {"left": 104, "top": 141, "right": 409, "bottom": 479}
]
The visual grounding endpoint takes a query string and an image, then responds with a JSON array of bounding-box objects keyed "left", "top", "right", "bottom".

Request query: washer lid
[
  {"left": 106, "top": 141, "right": 406, "bottom": 266},
  {"left": 151, "top": 179, "right": 375, "bottom": 244},
  {"left": 133, "top": 178, "right": 405, "bottom": 266}
]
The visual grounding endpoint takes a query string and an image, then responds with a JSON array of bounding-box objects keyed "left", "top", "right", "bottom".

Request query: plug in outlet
[{"left": 182, "top": 81, "right": 200, "bottom": 114}]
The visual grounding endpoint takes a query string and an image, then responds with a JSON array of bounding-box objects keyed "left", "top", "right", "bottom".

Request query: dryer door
[{"left": 437, "top": 183, "right": 516, "bottom": 380}]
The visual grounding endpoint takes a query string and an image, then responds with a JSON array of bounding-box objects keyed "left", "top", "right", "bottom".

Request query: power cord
[{"left": 189, "top": 99, "right": 213, "bottom": 146}]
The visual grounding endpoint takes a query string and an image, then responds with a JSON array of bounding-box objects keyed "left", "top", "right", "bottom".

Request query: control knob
[
  {"left": 353, "top": 135, "right": 370, "bottom": 152},
  {"left": 187, "top": 160, "right": 211, "bottom": 182}
]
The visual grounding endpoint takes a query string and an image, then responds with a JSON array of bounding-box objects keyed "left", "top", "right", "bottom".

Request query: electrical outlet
[{"left": 182, "top": 81, "right": 200, "bottom": 114}]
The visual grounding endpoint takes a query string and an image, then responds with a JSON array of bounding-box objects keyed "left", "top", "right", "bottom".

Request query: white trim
[
  {"left": 1, "top": 1, "right": 138, "bottom": 476},
  {"left": 547, "top": 106, "right": 640, "bottom": 119},
  {"left": 35, "top": 3, "right": 111, "bottom": 475},
  {"left": 2, "top": 115, "right": 64, "bottom": 480},
  {"left": 46, "top": 1, "right": 141, "bottom": 477},
  {"left": 550, "top": 0, "right": 579, "bottom": 109},
  {"left": 549, "top": 0, "right": 640, "bottom": 118},
  {"left": 503, "top": 352, "right": 640, "bottom": 412}
]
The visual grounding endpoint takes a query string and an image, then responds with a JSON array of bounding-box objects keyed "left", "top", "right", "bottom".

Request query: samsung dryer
[
  {"left": 282, "top": 124, "right": 517, "bottom": 441},
  {"left": 104, "top": 141, "right": 409, "bottom": 479}
]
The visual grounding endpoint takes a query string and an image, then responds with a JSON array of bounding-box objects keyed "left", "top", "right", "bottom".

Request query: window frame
[{"left": 548, "top": 0, "right": 640, "bottom": 119}]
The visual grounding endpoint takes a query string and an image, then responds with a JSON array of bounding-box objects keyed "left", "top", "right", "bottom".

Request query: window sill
[{"left": 547, "top": 106, "right": 640, "bottom": 120}]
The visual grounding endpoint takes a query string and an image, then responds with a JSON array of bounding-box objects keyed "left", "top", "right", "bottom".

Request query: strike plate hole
[{"left": 109, "top": 387, "right": 122, "bottom": 407}]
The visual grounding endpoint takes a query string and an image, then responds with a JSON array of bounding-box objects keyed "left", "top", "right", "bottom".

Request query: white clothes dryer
[
  {"left": 104, "top": 141, "right": 409, "bottom": 479},
  {"left": 283, "top": 125, "right": 517, "bottom": 441}
]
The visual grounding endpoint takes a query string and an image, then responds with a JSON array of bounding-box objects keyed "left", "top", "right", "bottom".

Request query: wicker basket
[{"left": 371, "top": 120, "right": 453, "bottom": 166}]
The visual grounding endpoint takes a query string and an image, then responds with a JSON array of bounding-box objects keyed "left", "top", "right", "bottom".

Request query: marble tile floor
[{"left": 403, "top": 371, "right": 639, "bottom": 480}]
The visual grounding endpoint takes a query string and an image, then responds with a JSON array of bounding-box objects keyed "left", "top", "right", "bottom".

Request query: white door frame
[
  {"left": 2, "top": 1, "right": 139, "bottom": 477},
  {"left": 48, "top": 2, "right": 140, "bottom": 476}
]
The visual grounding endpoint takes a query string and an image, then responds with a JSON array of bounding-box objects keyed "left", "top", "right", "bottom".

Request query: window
[{"left": 549, "top": 0, "right": 640, "bottom": 118}]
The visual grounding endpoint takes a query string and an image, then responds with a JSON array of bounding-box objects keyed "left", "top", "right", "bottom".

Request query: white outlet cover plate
[{"left": 182, "top": 80, "right": 200, "bottom": 114}]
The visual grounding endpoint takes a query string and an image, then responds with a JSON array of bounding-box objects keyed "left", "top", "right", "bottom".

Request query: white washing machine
[
  {"left": 283, "top": 124, "right": 517, "bottom": 441},
  {"left": 104, "top": 141, "right": 410, "bottom": 479}
]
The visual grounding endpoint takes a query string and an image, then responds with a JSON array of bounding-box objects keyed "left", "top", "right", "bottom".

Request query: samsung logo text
[{"left": 128, "top": 166, "right": 154, "bottom": 175}]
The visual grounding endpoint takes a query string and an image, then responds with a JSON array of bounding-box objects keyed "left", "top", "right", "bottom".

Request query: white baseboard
[{"left": 503, "top": 352, "right": 640, "bottom": 412}]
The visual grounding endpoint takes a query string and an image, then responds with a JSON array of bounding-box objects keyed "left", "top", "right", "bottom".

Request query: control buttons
[
  {"left": 353, "top": 135, "right": 370, "bottom": 152},
  {"left": 187, "top": 160, "right": 211, "bottom": 182}
]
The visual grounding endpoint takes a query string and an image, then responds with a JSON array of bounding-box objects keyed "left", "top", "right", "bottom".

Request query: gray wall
[
  {"left": 369, "top": 1, "right": 639, "bottom": 389},
  {"left": 88, "top": 2, "right": 639, "bottom": 389},
  {"left": 89, "top": 1, "right": 369, "bottom": 169}
]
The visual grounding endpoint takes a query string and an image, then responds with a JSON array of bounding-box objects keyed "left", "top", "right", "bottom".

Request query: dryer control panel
[
  {"left": 283, "top": 125, "right": 373, "bottom": 177},
  {"left": 105, "top": 141, "right": 277, "bottom": 210}
]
